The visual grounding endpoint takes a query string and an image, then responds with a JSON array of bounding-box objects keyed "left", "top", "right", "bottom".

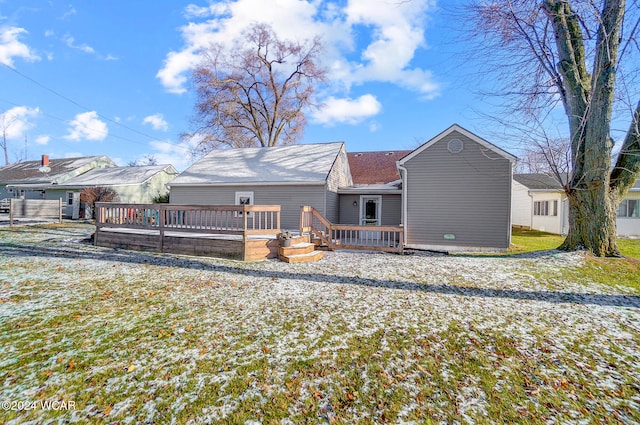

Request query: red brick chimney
[{"left": 41, "top": 155, "right": 49, "bottom": 166}]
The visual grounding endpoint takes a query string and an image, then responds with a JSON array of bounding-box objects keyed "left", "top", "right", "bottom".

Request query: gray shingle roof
[
  {"left": 0, "top": 156, "right": 114, "bottom": 184},
  {"left": 513, "top": 173, "right": 564, "bottom": 190},
  {"left": 169, "top": 143, "right": 345, "bottom": 186},
  {"left": 57, "top": 165, "right": 177, "bottom": 187}
]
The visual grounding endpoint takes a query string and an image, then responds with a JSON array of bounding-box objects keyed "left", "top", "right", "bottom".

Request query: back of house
[{"left": 398, "top": 125, "right": 516, "bottom": 251}]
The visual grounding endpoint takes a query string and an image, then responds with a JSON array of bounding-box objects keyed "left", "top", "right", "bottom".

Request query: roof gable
[
  {"left": 347, "top": 150, "right": 412, "bottom": 185},
  {"left": 170, "top": 143, "right": 346, "bottom": 186},
  {"left": 397, "top": 124, "right": 517, "bottom": 166}
]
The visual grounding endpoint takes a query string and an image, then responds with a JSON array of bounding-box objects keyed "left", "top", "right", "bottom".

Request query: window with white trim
[
  {"left": 617, "top": 199, "right": 639, "bottom": 218},
  {"left": 534, "top": 200, "right": 558, "bottom": 216},
  {"left": 235, "top": 191, "right": 254, "bottom": 217},
  {"left": 67, "top": 191, "right": 75, "bottom": 206}
]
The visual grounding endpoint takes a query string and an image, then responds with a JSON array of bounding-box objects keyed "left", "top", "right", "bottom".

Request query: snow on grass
[{"left": 0, "top": 223, "right": 639, "bottom": 424}]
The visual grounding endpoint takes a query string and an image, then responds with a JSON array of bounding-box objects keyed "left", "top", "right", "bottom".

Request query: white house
[{"left": 512, "top": 173, "right": 640, "bottom": 237}]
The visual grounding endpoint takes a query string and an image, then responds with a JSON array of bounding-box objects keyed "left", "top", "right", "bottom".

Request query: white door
[
  {"left": 360, "top": 196, "right": 381, "bottom": 242},
  {"left": 360, "top": 196, "right": 381, "bottom": 226}
]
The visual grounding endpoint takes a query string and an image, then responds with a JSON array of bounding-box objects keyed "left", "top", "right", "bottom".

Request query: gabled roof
[
  {"left": 0, "top": 156, "right": 115, "bottom": 184},
  {"left": 169, "top": 142, "right": 346, "bottom": 186},
  {"left": 397, "top": 124, "right": 517, "bottom": 165},
  {"left": 514, "top": 173, "right": 564, "bottom": 190},
  {"left": 347, "top": 150, "right": 412, "bottom": 185},
  {"left": 56, "top": 165, "right": 178, "bottom": 187}
]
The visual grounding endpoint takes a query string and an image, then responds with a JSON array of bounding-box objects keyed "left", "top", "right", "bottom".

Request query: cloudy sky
[{"left": 0, "top": 0, "right": 495, "bottom": 170}]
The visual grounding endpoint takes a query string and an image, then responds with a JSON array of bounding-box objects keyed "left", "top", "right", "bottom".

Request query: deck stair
[{"left": 278, "top": 235, "right": 324, "bottom": 263}]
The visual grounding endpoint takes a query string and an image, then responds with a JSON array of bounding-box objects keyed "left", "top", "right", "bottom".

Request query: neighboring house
[
  {"left": 168, "top": 124, "right": 516, "bottom": 251},
  {"left": 168, "top": 143, "right": 352, "bottom": 230},
  {"left": 512, "top": 173, "right": 569, "bottom": 235},
  {"left": 0, "top": 155, "right": 116, "bottom": 200},
  {"left": 46, "top": 165, "right": 179, "bottom": 218},
  {"left": 512, "top": 173, "right": 640, "bottom": 237}
]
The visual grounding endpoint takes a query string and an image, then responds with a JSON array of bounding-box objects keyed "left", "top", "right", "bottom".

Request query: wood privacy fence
[
  {"left": 94, "top": 203, "right": 282, "bottom": 261},
  {"left": 9, "top": 199, "right": 63, "bottom": 226},
  {"left": 300, "top": 206, "right": 404, "bottom": 253}
]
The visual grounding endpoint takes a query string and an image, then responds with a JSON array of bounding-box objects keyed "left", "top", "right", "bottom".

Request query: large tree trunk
[{"left": 560, "top": 187, "right": 620, "bottom": 257}]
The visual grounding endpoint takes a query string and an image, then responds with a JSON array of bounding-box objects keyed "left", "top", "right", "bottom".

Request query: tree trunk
[{"left": 560, "top": 187, "right": 620, "bottom": 257}]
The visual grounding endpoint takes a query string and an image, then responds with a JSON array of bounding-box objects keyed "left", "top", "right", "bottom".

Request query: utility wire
[{"left": 2, "top": 63, "right": 188, "bottom": 149}]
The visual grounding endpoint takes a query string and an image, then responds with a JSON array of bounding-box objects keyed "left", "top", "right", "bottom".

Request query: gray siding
[
  {"left": 339, "top": 194, "right": 401, "bottom": 225},
  {"left": 325, "top": 146, "right": 352, "bottom": 224},
  {"left": 404, "top": 131, "right": 512, "bottom": 249},
  {"left": 170, "top": 185, "right": 326, "bottom": 230},
  {"left": 325, "top": 189, "right": 340, "bottom": 223}
]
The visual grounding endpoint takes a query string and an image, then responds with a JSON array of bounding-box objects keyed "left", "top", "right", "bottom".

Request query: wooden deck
[
  {"left": 300, "top": 206, "right": 404, "bottom": 253},
  {"left": 94, "top": 203, "right": 281, "bottom": 261}
]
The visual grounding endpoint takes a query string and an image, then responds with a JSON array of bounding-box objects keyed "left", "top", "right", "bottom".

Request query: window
[
  {"left": 534, "top": 200, "right": 558, "bottom": 216},
  {"left": 67, "top": 191, "right": 75, "bottom": 206},
  {"left": 235, "top": 191, "right": 254, "bottom": 217},
  {"left": 617, "top": 199, "right": 639, "bottom": 218}
]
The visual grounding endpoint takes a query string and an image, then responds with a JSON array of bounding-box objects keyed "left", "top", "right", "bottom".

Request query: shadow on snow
[{"left": 1, "top": 239, "right": 638, "bottom": 309}]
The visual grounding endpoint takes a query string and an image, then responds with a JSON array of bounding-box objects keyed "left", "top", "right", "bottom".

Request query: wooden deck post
[
  {"left": 9, "top": 198, "right": 14, "bottom": 228},
  {"left": 159, "top": 205, "right": 166, "bottom": 252},
  {"left": 58, "top": 198, "right": 63, "bottom": 223}
]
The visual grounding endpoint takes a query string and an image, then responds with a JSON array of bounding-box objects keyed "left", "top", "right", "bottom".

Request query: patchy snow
[{"left": 0, "top": 224, "right": 639, "bottom": 424}]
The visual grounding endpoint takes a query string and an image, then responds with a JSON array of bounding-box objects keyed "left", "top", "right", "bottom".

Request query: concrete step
[
  {"left": 279, "top": 250, "right": 324, "bottom": 263},
  {"left": 279, "top": 242, "right": 315, "bottom": 257}
]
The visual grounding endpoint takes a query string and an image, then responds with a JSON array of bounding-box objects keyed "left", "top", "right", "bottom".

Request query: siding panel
[
  {"left": 170, "top": 185, "right": 326, "bottom": 230},
  {"left": 404, "top": 130, "right": 512, "bottom": 249}
]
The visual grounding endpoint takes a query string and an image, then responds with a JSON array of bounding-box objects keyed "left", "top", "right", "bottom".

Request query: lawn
[
  {"left": 1, "top": 224, "right": 639, "bottom": 424},
  {"left": 509, "top": 227, "right": 640, "bottom": 292}
]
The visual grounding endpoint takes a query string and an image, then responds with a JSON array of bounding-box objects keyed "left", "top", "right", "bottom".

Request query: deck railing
[
  {"left": 95, "top": 203, "right": 281, "bottom": 240},
  {"left": 300, "top": 206, "right": 403, "bottom": 253}
]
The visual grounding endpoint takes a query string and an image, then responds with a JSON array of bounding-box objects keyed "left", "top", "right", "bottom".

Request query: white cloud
[
  {"left": 0, "top": 26, "right": 40, "bottom": 67},
  {"left": 143, "top": 113, "right": 169, "bottom": 132},
  {"left": 0, "top": 106, "right": 40, "bottom": 139},
  {"left": 64, "top": 111, "right": 108, "bottom": 141},
  {"left": 62, "top": 34, "right": 95, "bottom": 54},
  {"left": 158, "top": 0, "right": 439, "bottom": 101},
  {"left": 60, "top": 6, "right": 77, "bottom": 20},
  {"left": 311, "top": 94, "right": 382, "bottom": 125},
  {"left": 149, "top": 139, "right": 194, "bottom": 171},
  {"left": 35, "top": 135, "right": 50, "bottom": 145}
]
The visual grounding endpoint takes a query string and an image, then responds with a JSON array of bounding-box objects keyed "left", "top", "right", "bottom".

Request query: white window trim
[
  {"left": 235, "top": 191, "right": 254, "bottom": 217},
  {"left": 359, "top": 195, "right": 382, "bottom": 226}
]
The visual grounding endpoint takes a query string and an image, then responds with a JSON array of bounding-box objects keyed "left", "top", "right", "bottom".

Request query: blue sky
[{"left": 0, "top": 0, "right": 500, "bottom": 170}]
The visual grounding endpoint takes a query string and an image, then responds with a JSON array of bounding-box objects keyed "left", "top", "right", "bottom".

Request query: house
[
  {"left": 0, "top": 155, "right": 116, "bottom": 200},
  {"left": 512, "top": 173, "right": 569, "bottom": 234},
  {"left": 45, "top": 164, "right": 179, "bottom": 218},
  {"left": 337, "top": 150, "right": 411, "bottom": 227},
  {"left": 512, "top": 173, "right": 640, "bottom": 237},
  {"left": 167, "top": 142, "right": 352, "bottom": 230},
  {"left": 168, "top": 124, "right": 516, "bottom": 251},
  {"left": 397, "top": 125, "right": 516, "bottom": 251}
]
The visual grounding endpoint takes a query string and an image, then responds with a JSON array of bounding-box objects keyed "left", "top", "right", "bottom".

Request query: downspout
[
  {"left": 397, "top": 164, "right": 408, "bottom": 246},
  {"left": 528, "top": 191, "right": 534, "bottom": 230}
]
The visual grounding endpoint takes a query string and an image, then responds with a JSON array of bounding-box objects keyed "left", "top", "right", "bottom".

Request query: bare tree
[
  {"left": 0, "top": 110, "right": 19, "bottom": 166},
  {"left": 186, "top": 23, "right": 326, "bottom": 155},
  {"left": 128, "top": 155, "right": 158, "bottom": 167},
  {"left": 461, "top": 0, "right": 640, "bottom": 257},
  {"left": 80, "top": 187, "right": 119, "bottom": 219}
]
